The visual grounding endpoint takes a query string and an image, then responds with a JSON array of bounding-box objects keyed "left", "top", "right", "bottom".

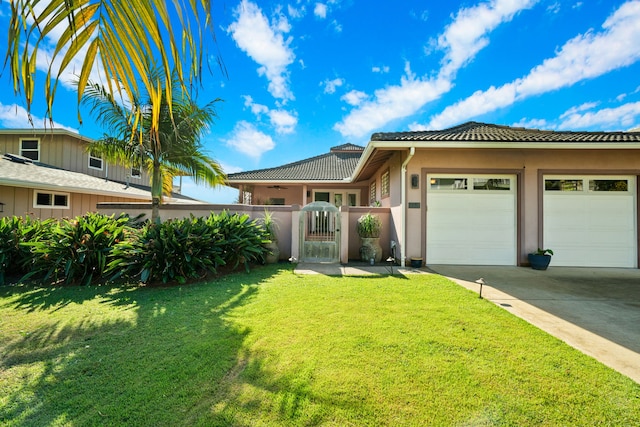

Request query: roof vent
[{"left": 3, "top": 153, "right": 33, "bottom": 164}]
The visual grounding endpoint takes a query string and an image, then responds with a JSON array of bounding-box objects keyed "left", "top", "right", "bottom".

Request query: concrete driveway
[{"left": 428, "top": 265, "right": 640, "bottom": 384}]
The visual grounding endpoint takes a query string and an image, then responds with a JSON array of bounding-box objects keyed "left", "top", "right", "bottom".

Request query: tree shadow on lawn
[{"left": 0, "top": 265, "right": 288, "bottom": 426}]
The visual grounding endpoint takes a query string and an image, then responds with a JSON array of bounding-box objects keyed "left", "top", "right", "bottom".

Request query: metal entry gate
[{"left": 300, "top": 201, "right": 340, "bottom": 263}]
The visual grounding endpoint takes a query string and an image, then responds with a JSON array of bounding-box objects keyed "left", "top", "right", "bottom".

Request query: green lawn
[{"left": 1, "top": 265, "right": 639, "bottom": 426}]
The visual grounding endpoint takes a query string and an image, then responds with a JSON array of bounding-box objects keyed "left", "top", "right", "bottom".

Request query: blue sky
[{"left": 2, "top": 0, "right": 640, "bottom": 203}]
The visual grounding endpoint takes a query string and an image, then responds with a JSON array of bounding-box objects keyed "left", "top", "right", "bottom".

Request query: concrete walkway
[
  {"left": 294, "top": 262, "right": 640, "bottom": 384},
  {"left": 294, "top": 262, "right": 430, "bottom": 276}
]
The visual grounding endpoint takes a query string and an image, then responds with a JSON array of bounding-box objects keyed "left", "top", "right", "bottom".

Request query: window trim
[
  {"left": 33, "top": 191, "right": 70, "bottom": 209},
  {"left": 88, "top": 152, "right": 103, "bottom": 170},
  {"left": 312, "top": 190, "right": 360, "bottom": 207},
  {"left": 428, "top": 174, "right": 515, "bottom": 193},
  {"left": 381, "top": 169, "right": 390, "bottom": 198},
  {"left": 20, "top": 138, "right": 40, "bottom": 161},
  {"left": 544, "top": 175, "right": 633, "bottom": 195}
]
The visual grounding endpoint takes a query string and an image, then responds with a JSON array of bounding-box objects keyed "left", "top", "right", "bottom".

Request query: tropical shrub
[
  {"left": 23, "top": 213, "right": 130, "bottom": 285},
  {"left": 205, "top": 211, "right": 270, "bottom": 271},
  {"left": 107, "top": 216, "right": 226, "bottom": 285},
  {"left": 0, "top": 216, "right": 53, "bottom": 285}
]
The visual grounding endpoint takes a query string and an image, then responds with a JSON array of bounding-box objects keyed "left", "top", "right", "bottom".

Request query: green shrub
[
  {"left": 205, "top": 211, "right": 269, "bottom": 271},
  {"left": 0, "top": 216, "right": 53, "bottom": 285},
  {"left": 23, "top": 213, "right": 130, "bottom": 285},
  {"left": 107, "top": 216, "right": 226, "bottom": 285}
]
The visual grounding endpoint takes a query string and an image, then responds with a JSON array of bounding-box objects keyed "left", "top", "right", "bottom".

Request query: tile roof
[
  {"left": 0, "top": 154, "right": 152, "bottom": 199},
  {"left": 227, "top": 144, "right": 364, "bottom": 182},
  {"left": 372, "top": 121, "right": 640, "bottom": 143}
]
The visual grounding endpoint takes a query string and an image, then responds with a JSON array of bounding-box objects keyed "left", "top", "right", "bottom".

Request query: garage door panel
[
  {"left": 543, "top": 176, "right": 636, "bottom": 268},
  {"left": 427, "top": 174, "right": 516, "bottom": 266}
]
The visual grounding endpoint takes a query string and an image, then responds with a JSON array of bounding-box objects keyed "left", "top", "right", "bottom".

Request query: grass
[{"left": 0, "top": 265, "right": 638, "bottom": 426}]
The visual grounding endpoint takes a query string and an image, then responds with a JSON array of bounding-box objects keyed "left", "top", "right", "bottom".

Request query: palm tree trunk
[{"left": 151, "top": 158, "right": 162, "bottom": 223}]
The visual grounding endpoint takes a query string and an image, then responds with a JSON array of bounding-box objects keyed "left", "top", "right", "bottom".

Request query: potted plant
[
  {"left": 261, "top": 210, "right": 280, "bottom": 264},
  {"left": 357, "top": 212, "right": 382, "bottom": 263},
  {"left": 528, "top": 248, "right": 553, "bottom": 270}
]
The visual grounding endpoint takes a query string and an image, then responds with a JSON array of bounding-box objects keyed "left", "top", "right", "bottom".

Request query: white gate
[{"left": 300, "top": 202, "right": 340, "bottom": 263}]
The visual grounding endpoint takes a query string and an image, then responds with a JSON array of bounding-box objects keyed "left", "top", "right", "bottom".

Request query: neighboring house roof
[
  {"left": 227, "top": 144, "right": 364, "bottom": 183},
  {"left": 372, "top": 121, "right": 640, "bottom": 143},
  {"left": 0, "top": 154, "right": 203, "bottom": 203},
  {"left": 0, "top": 154, "right": 152, "bottom": 200}
]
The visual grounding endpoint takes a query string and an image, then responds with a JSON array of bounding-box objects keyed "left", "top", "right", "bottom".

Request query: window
[
  {"left": 131, "top": 166, "right": 141, "bottom": 178},
  {"left": 545, "top": 177, "right": 632, "bottom": 193},
  {"left": 34, "top": 191, "right": 69, "bottom": 209},
  {"left": 88, "top": 152, "right": 103, "bottom": 170},
  {"left": 313, "top": 190, "right": 359, "bottom": 207},
  {"left": 429, "top": 175, "right": 515, "bottom": 192},
  {"left": 242, "top": 191, "right": 252, "bottom": 204},
  {"left": 430, "top": 177, "right": 468, "bottom": 190},
  {"left": 473, "top": 178, "right": 510, "bottom": 190},
  {"left": 267, "top": 198, "right": 285, "bottom": 205},
  {"left": 381, "top": 169, "right": 390, "bottom": 197},
  {"left": 545, "top": 179, "right": 583, "bottom": 191},
  {"left": 589, "top": 179, "right": 628, "bottom": 192},
  {"left": 314, "top": 192, "right": 330, "bottom": 202},
  {"left": 20, "top": 139, "right": 40, "bottom": 161},
  {"left": 369, "top": 181, "right": 377, "bottom": 204}
]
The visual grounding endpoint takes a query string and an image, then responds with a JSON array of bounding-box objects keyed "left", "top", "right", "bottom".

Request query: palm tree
[
  {"left": 5, "top": 0, "right": 218, "bottom": 138},
  {"left": 82, "top": 80, "right": 226, "bottom": 222}
]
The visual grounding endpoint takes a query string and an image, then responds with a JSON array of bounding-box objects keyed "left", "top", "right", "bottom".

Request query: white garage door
[
  {"left": 543, "top": 176, "right": 637, "bottom": 268},
  {"left": 426, "top": 174, "right": 517, "bottom": 265}
]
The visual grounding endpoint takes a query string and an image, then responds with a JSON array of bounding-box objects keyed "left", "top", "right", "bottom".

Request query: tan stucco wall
[
  {"left": 98, "top": 203, "right": 393, "bottom": 262},
  {"left": 98, "top": 203, "right": 295, "bottom": 260},
  {"left": 399, "top": 147, "right": 640, "bottom": 265}
]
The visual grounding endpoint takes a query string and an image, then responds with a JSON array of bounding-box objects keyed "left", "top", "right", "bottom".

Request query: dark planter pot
[
  {"left": 528, "top": 254, "right": 552, "bottom": 270},
  {"left": 410, "top": 257, "right": 423, "bottom": 268}
]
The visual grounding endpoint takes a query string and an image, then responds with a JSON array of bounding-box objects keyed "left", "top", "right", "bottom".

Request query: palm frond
[{"left": 6, "top": 0, "right": 218, "bottom": 135}]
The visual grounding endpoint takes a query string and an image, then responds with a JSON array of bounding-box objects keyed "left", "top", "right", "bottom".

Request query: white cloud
[
  {"left": 330, "top": 20, "right": 342, "bottom": 33},
  {"left": 510, "top": 118, "right": 549, "bottom": 129},
  {"left": 219, "top": 161, "right": 244, "bottom": 174},
  {"left": 547, "top": 2, "right": 561, "bottom": 14},
  {"left": 428, "top": 1, "right": 640, "bottom": 129},
  {"left": 288, "top": 4, "right": 306, "bottom": 19},
  {"left": 341, "top": 90, "right": 368, "bottom": 106},
  {"left": 269, "top": 109, "right": 298, "bottom": 134},
  {"left": 560, "top": 102, "right": 600, "bottom": 118},
  {"left": 410, "top": 9, "right": 429, "bottom": 22},
  {"left": 243, "top": 95, "right": 269, "bottom": 116},
  {"left": 334, "top": 63, "right": 452, "bottom": 138},
  {"left": 322, "top": 78, "right": 344, "bottom": 94},
  {"left": 228, "top": 0, "right": 295, "bottom": 101},
  {"left": 0, "top": 103, "right": 78, "bottom": 132},
  {"left": 557, "top": 101, "right": 640, "bottom": 130},
  {"left": 225, "top": 121, "right": 275, "bottom": 159},
  {"left": 334, "top": 0, "right": 537, "bottom": 138},
  {"left": 314, "top": 3, "right": 327, "bottom": 18},
  {"left": 429, "top": 84, "right": 517, "bottom": 129},
  {"left": 243, "top": 96, "right": 297, "bottom": 134},
  {"left": 372, "top": 65, "right": 390, "bottom": 74},
  {"left": 437, "top": 0, "right": 538, "bottom": 78}
]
